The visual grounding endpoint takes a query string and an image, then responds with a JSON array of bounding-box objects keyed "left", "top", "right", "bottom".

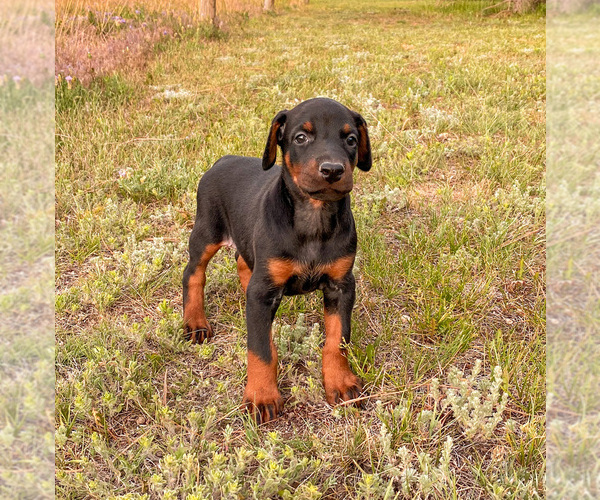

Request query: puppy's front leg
[
  {"left": 243, "top": 275, "right": 283, "bottom": 423},
  {"left": 322, "top": 273, "right": 363, "bottom": 406}
]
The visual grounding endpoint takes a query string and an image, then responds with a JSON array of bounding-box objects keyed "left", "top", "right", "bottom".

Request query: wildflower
[
  {"left": 65, "top": 75, "right": 73, "bottom": 89},
  {"left": 13, "top": 75, "right": 21, "bottom": 89}
]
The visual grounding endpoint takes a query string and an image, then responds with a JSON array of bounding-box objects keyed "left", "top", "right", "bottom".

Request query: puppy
[{"left": 183, "top": 98, "right": 371, "bottom": 422}]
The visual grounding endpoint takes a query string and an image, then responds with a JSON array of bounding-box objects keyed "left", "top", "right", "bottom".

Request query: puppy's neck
[{"left": 279, "top": 171, "right": 347, "bottom": 239}]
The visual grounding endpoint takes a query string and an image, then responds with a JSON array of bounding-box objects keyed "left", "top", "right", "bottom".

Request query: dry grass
[
  {"left": 55, "top": 0, "right": 303, "bottom": 84},
  {"left": 57, "top": 0, "right": 269, "bottom": 18},
  {"left": 56, "top": 17, "right": 176, "bottom": 85}
]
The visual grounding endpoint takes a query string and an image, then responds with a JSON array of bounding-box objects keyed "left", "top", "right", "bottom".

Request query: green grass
[
  {"left": 56, "top": 1, "right": 545, "bottom": 497},
  {"left": 546, "top": 14, "right": 600, "bottom": 499}
]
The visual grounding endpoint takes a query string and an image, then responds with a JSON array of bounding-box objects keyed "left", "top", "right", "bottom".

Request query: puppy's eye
[
  {"left": 294, "top": 133, "right": 308, "bottom": 145},
  {"left": 346, "top": 135, "right": 358, "bottom": 147}
]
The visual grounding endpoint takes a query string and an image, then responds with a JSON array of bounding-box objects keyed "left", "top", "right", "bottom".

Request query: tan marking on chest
[
  {"left": 320, "top": 254, "right": 355, "bottom": 281},
  {"left": 267, "top": 254, "right": 355, "bottom": 287},
  {"left": 267, "top": 258, "right": 304, "bottom": 287}
]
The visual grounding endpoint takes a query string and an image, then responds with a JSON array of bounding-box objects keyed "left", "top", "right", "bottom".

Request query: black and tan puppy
[{"left": 183, "top": 97, "right": 371, "bottom": 423}]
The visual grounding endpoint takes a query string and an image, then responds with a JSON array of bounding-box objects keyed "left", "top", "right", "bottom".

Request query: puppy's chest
[
  {"left": 268, "top": 244, "right": 354, "bottom": 296},
  {"left": 283, "top": 273, "right": 327, "bottom": 295},
  {"left": 293, "top": 206, "right": 334, "bottom": 237}
]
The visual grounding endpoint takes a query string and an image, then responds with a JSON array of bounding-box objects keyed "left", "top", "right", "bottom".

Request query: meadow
[{"left": 55, "top": 0, "right": 546, "bottom": 497}]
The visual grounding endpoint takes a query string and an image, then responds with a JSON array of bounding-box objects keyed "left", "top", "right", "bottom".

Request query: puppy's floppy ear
[
  {"left": 262, "top": 109, "right": 288, "bottom": 170},
  {"left": 351, "top": 111, "right": 372, "bottom": 172}
]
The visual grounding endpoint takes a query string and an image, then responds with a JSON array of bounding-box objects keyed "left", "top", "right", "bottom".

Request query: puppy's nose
[{"left": 319, "top": 162, "right": 345, "bottom": 183}]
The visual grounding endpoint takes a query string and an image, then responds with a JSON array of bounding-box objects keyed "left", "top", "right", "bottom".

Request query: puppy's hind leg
[
  {"left": 183, "top": 227, "right": 223, "bottom": 343},
  {"left": 235, "top": 251, "right": 252, "bottom": 294}
]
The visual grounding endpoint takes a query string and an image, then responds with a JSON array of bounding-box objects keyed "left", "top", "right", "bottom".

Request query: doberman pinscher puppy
[{"left": 183, "top": 97, "right": 371, "bottom": 423}]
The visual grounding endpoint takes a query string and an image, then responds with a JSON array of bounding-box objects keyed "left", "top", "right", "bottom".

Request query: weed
[{"left": 434, "top": 361, "right": 508, "bottom": 440}]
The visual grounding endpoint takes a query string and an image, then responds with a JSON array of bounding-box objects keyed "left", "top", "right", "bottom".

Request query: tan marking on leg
[
  {"left": 322, "top": 311, "right": 362, "bottom": 405},
  {"left": 244, "top": 334, "right": 282, "bottom": 423},
  {"left": 236, "top": 254, "right": 252, "bottom": 293},
  {"left": 183, "top": 243, "right": 222, "bottom": 341}
]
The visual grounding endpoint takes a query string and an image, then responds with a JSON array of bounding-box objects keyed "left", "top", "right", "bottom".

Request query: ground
[{"left": 55, "top": 1, "right": 545, "bottom": 498}]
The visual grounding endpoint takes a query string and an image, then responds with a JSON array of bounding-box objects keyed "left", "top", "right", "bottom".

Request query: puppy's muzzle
[{"left": 319, "top": 162, "right": 345, "bottom": 183}]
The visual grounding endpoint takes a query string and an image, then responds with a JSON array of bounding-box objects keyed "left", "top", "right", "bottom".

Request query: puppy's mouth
[{"left": 304, "top": 187, "right": 351, "bottom": 201}]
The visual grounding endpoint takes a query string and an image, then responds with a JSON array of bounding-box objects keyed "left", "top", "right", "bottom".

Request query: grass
[
  {"left": 55, "top": 0, "right": 301, "bottom": 84},
  {"left": 546, "top": 14, "right": 600, "bottom": 499},
  {"left": 55, "top": 0, "right": 545, "bottom": 497},
  {"left": 0, "top": 0, "right": 55, "bottom": 497}
]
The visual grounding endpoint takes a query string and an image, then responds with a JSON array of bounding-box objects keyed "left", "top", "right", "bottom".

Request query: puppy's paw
[
  {"left": 324, "top": 371, "right": 363, "bottom": 407},
  {"left": 243, "top": 388, "right": 283, "bottom": 424},
  {"left": 184, "top": 322, "right": 213, "bottom": 343}
]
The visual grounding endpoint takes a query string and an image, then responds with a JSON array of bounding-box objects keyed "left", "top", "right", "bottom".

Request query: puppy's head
[{"left": 262, "top": 98, "right": 371, "bottom": 202}]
